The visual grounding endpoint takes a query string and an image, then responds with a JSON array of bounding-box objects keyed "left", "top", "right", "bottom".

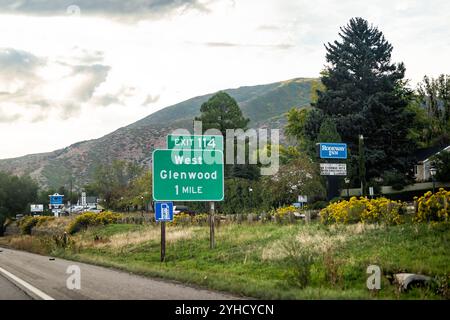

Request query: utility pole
[
  {"left": 358, "top": 134, "right": 367, "bottom": 196},
  {"left": 69, "top": 179, "right": 73, "bottom": 215}
]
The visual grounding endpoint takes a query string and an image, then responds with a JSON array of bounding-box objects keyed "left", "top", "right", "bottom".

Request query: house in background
[
  {"left": 77, "top": 195, "right": 99, "bottom": 208},
  {"left": 86, "top": 196, "right": 99, "bottom": 208},
  {"left": 414, "top": 145, "right": 450, "bottom": 182}
]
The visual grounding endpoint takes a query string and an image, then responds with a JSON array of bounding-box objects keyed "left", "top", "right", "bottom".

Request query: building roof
[
  {"left": 86, "top": 196, "right": 98, "bottom": 203},
  {"left": 414, "top": 145, "right": 450, "bottom": 163}
]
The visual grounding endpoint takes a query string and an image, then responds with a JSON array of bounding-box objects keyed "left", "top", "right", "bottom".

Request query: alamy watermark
[
  {"left": 66, "top": 5, "right": 81, "bottom": 17},
  {"left": 366, "top": 265, "right": 381, "bottom": 290},
  {"left": 169, "top": 121, "right": 280, "bottom": 175},
  {"left": 66, "top": 265, "right": 81, "bottom": 290}
]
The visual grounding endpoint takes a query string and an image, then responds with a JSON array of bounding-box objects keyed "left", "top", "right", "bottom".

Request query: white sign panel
[
  {"left": 30, "top": 204, "right": 44, "bottom": 212},
  {"left": 81, "top": 192, "right": 87, "bottom": 206},
  {"left": 298, "top": 195, "right": 308, "bottom": 203},
  {"left": 320, "top": 163, "right": 347, "bottom": 176},
  {"left": 369, "top": 187, "right": 374, "bottom": 196}
]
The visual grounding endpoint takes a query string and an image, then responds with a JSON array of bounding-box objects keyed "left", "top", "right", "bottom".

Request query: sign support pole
[
  {"left": 209, "top": 201, "right": 215, "bottom": 249},
  {"left": 161, "top": 221, "right": 166, "bottom": 262}
]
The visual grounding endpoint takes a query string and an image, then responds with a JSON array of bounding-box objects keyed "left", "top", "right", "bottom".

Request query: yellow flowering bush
[
  {"left": 171, "top": 213, "right": 192, "bottom": 225},
  {"left": 320, "top": 197, "right": 404, "bottom": 225},
  {"left": 414, "top": 188, "right": 449, "bottom": 223},
  {"left": 67, "top": 211, "right": 122, "bottom": 234},
  {"left": 273, "top": 205, "right": 298, "bottom": 219},
  {"left": 192, "top": 213, "right": 209, "bottom": 225},
  {"left": 17, "top": 216, "right": 56, "bottom": 235},
  {"left": 171, "top": 213, "right": 209, "bottom": 226}
]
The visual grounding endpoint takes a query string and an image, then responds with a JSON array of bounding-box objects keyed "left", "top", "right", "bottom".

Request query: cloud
[
  {"left": 143, "top": 94, "right": 160, "bottom": 105},
  {"left": 256, "top": 25, "right": 281, "bottom": 32},
  {"left": 0, "top": 0, "right": 212, "bottom": 19},
  {"left": 0, "top": 48, "right": 44, "bottom": 95},
  {"left": 201, "top": 42, "right": 294, "bottom": 49},
  {"left": 0, "top": 48, "right": 111, "bottom": 122},
  {"left": 0, "top": 110, "right": 21, "bottom": 123}
]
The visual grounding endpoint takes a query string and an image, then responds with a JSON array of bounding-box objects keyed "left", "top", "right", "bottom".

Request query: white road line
[{"left": 0, "top": 266, "right": 55, "bottom": 300}]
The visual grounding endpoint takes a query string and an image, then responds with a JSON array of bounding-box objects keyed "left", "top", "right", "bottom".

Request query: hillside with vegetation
[{"left": 0, "top": 78, "right": 314, "bottom": 189}]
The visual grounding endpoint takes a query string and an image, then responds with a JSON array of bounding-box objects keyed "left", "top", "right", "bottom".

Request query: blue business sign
[
  {"left": 155, "top": 202, "right": 174, "bottom": 222},
  {"left": 319, "top": 143, "right": 348, "bottom": 159},
  {"left": 49, "top": 194, "right": 64, "bottom": 205}
]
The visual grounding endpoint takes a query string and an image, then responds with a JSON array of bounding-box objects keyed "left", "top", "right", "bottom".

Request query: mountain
[{"left": 0, "top": 78, "right": 315, "bottom": 188}]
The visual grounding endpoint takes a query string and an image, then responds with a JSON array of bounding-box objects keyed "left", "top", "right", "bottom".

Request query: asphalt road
[
  {"left": 0, "top": 273, "right": 32, "bottom": 300},
  {"left": 0, "top": 247, "right": 237, "bottom": 300}
]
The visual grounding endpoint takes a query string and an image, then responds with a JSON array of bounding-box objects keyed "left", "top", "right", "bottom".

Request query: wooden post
[
  {"left": 305, "top": 210, "right": 311, "bottom": 224},
  {"left": 444, "top": 196, "right": 448, "bottom": 222},
  {"left": 209, "top": 201, "right": 215, "bottom": 249},
  {"left": 161, "top": 221, "right": 166, "bottom": 262}
]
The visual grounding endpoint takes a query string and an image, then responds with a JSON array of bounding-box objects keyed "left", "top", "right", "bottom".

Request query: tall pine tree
[
  {"left": 316, "top": 17, "right": 416, "bottom": 183},
  {"left": 195, "top": 92, "right": 259, "bottom": 180}
]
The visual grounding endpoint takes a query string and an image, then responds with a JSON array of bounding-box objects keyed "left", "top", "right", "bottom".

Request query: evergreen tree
[
  {"left": 315, "top": 17, "right": 416, "bottom": 183},
  {"left": 417, "top": 74, "right": 450, "bottom": 146},
  {"left": 195, "top": 91, "right": 249, "bottom": 136},
  {"left": 317, "top": 117, "right": 341, "bottom": 143},
  {"left": 195, "top": 92, "right": 258, "bottom": 179}
]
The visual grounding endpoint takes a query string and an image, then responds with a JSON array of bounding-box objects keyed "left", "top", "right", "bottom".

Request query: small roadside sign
[
  {"left": 319, "top": 143, "right": 347, "bottom": 159},
  {"left": 49, "top": 194, "right": 64, "bottom": 205},
  {"left": 155, "top": 202, "right": 174, "bottom": 222},
  {"left": 320, "top": 163, "right": 347, "bottom": 176},
  {"left": 30, "top": 204, "right": 44, "bottom": 212},
  {"left": 298, "top": 195, "right": 308, "bottom": 203},
  {"left": 369, "top": 187, "right": 374, "bottom": 197},
  {"left": 167, "top": 134, "right": 223, "bottom": 151}
]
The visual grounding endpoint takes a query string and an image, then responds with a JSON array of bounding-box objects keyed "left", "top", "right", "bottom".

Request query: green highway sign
[
  {"left": 167, "top": 134, "right": 223, "bottom": 151},
  {"left": 152, "top": 149, "right": 224, "bottom": 201}
]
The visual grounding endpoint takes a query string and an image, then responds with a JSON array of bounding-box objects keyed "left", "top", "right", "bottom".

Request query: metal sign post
[
  {"left": 161, "top": 221, "right": 166, "bottom": 262},
  {"left": 209, "top": 201, "right": 215, "bottom": 249},
  {"left": 369, "top": 187, "right": 374, "bottom": 199},
  {"left": 155, "top": 202, "right": 173, "bottom": 262}
]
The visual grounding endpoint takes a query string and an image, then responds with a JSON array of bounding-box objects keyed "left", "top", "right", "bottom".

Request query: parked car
[{"left": 173, "top": 205, "right": 196, "bottom": 216}]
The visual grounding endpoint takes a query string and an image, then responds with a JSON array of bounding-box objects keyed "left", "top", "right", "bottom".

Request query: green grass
[{"left": 41, "top": 221, "right": 450, "bottom": 300}]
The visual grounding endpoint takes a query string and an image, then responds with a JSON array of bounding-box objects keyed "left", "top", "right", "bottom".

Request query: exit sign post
[{"left": 167, "top": 134, "right": 223, "bottom": 151}]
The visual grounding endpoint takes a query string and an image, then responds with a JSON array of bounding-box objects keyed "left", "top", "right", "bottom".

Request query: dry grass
[
  {"left": 262, "top": 228, "right": 344, "bottom": 261},
  {"left": 81, "top": 225, "right": 202, "bottom": 249},
  {"left": 33, "top": 216, "right": 73, "bottom": 236},
  {"left": 261, "top": 222, "right": 386, "bottom": 261},
  {"left": 3, "top": 235, "right": 49, "bottom": 255}
]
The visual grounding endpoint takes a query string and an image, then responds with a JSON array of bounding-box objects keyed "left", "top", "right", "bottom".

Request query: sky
[{"left": 0, "top": 0, "right": 449, "bottom": 159}]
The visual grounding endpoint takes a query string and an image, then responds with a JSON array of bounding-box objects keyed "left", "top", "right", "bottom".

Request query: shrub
[
  {"left": 414, "top": 189, "right": 449, "bottom": 223},
  {"left": 271, "top": 205, "right": 298, "bottom": 223},
  {"left": 308, "top": 201, "right": 328, "bottom": 210},
  {"left": 171, "top": 213, "right": 192, "bottom": 226},
  {"left": 282, "top": 238, "right": 316, "bottom": 288},
  {"left": 192, "top": 213, "right": 209, "bottom": 226},
  {"left": 0, "top": 214, "right": 6, "bottom": 236},
  {"left": 17, "top": 216, "right": 55, "bottom": 235},
  {"left": 67, "top": 211, "right": 122, "bottom": 234},
  {"left": 320, "top": 197, "right": 404, "bottom": 225}
]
